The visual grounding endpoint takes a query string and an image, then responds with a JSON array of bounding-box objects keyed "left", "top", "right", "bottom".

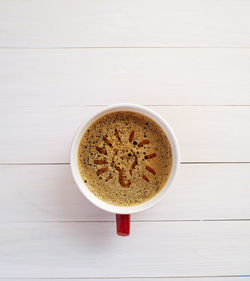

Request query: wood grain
[
  {"left": 0, "top": 0, "right": 250, "bottom": 47},
  {"left": 1, "top": 49, "right": 250, "bottom": 106},
  {"left": 1, "top": 164, "right": 249, "bottom": 222},
  {"left": 1, "top": 106, "right": 250, "bottom": 163},
  {"left": 0, "top": 221, "right": 249, "bottom": 278}
]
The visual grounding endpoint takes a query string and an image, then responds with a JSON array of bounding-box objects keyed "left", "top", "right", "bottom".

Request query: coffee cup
[{"left": 70, "top": 104, "right": 180, "bottom": 236}]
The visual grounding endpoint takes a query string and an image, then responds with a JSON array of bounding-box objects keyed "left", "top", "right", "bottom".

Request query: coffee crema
[{"left": 78, "top": 111, "right": 172, "bottom": 206}]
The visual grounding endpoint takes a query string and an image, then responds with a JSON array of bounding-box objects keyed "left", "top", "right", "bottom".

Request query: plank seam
[
  {"left": 1, "top": 274, "right": 250, "bottom": 279},
  {"left": 2, "top": 219, "right": 250, "bottom": 223},
  {"left": 1, "top": 162, "right": 250, "bottom": 166},
  {"left": 1, "top": 46, "right": 250, "bottom": 49}
]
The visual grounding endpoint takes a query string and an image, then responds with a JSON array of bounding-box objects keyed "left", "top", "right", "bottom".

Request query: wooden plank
[
  {"left": 4, "top": 276, "right": 250, "bottom": 281},
  {"left": 1, "top": 49, "right": 250, "bottom": 106},
  {"left": 1, "top": 164, "right": 249, "bottom": 222},
  {"left": 0, "top": 0, "right": 250, "bottom": 47},
  {"left": 0, "top": 221, "right": 249, "bottom": 278},
  {"left": 1, "top": 106, "right": 250, "bottom": 163}
]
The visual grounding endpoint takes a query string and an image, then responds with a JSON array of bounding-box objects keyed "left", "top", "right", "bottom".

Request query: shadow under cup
[{"left": 70, "top": 104, "right": 180, "bottom": 236}]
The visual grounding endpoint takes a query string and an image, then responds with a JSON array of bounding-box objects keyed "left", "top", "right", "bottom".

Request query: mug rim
[{"left": 70, "top": 103, "right": 180, "bottom": 214}]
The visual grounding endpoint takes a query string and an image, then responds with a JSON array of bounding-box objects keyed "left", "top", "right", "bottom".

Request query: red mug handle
[{"left": 116, "top": 214, "right": 130, "bottom": 236}]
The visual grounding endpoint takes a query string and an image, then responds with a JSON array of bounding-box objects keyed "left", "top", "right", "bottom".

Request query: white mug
[{"left": 70, "top": 104, "right": 180, "bottom": 236}]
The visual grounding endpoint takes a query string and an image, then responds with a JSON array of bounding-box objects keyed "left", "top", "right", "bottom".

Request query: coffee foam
[{"left": 78, "top": 111, "right": 172, "bottom": 206}]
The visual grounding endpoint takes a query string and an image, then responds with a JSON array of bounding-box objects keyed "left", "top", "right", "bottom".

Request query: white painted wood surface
[
  {"left": 1, "top": 49, "right": 250, "bottom": 106},
  {"left": 1, "top": 0, "right": 250, "bottom": 279},
  {"left": 1, "top": 0, "right": 250, "bottom": 47},
  {"left": 1, "top": 221, "right": 250, "bottom": 278}
]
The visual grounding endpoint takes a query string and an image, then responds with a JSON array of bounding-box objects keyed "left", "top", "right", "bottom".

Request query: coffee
[{"left": 78, "top": 111, "right": 172, "bottom": 206}]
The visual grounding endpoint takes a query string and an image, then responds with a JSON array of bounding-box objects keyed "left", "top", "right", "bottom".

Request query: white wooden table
[{"left": 1, "top": 0, "right": 250, "bottom": 280}]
